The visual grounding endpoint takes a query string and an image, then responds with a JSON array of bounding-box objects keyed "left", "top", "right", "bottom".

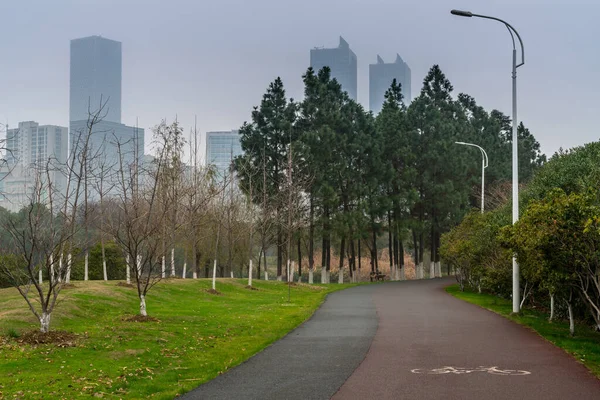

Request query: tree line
[{"left": 235, "top": 64, "right": 545, "bottom": 284}]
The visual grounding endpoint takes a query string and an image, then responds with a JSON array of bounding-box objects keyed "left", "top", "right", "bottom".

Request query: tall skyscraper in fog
[
  {"left": 310, "top": 37, "right": 358, "bottom": 101},
  {"left": 70, "top": 36, "right": 122, "bottom": 123},
  {"left": 69, "top": 35, "right": 143, "bottom": 198},
  {"left": 369, "top": 54, "right": 411, "bottom": 115}
]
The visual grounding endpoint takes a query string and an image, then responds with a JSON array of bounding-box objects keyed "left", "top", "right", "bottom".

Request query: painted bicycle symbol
[{"left": 411, "top": 366, "right": 531, "bottom": 376}]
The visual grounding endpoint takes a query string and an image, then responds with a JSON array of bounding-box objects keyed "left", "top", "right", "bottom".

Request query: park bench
[{"left": 370, "top": 271, "right": 387, "bottom": 282}]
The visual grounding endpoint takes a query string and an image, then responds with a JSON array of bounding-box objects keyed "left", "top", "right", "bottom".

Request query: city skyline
[{"left": 1, "top": 0, "right": 599, "bottom": 158}]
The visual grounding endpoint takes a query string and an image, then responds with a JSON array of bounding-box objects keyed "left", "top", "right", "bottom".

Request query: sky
[{"left": 0, "top": 0, "right": 598, "bottom": 162}]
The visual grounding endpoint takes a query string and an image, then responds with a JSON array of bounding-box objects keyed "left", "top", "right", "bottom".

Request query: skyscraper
[
  {"left": 69, "top": 35, "right": 143, "bottom": 198},
  {"left": 369, "top": 54, "right": 412, "bottom": 115},
  {"left": 70, "top": 36, "right": 122, "bottom": 123},
  {"left": 205, "top": 130, "right": 242, "bottom": 179},
  {"left": 0, "top": 121, "right": 68, "bottom": 212},
  {"left": 310, "top": 37, "right": 358, "bottom": 101}
]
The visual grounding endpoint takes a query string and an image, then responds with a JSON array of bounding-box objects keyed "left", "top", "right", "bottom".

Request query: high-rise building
[
  {"left": 0, "top": 121, "right": 68, "bottom": 212},
  {"left": 310, "top": 37, "right": 358, "bottom": 101},
  {"left": 69, "top": 35, "right": 144, "bottom": 198},
  {"left": 369, "top": 54, "right": 412, "bottom": 115},
  {"left": 70, "top": 36, "right": 122, "bottom": 123},
  {"left": 205, "top": 130, "right": 242, "bottom": 179}
]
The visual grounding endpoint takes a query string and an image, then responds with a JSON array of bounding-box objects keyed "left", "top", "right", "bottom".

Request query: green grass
[
  {"left": 446, "top": 285, "right": 600, "bottom": 379},
  {"left": 0, "top": 279, "right": 356, "bottom": 399}
]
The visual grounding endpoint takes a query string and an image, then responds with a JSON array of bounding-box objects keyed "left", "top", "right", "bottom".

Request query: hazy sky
[{"left": 1, "top": 0, "right": 598, "bottom": 160}]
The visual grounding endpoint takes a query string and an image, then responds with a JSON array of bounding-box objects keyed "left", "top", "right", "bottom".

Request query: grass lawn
[
  {"left": 446, "top": 285, "right": 600, "bottom": 379},
  {"left": 0, "top": 279, "right": 356, "bottom": 399}
]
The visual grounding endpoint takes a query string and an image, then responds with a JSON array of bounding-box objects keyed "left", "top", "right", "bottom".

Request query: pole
[
  {"left": 512, "top": 48, "right": 520, "bottom": 313},
  {"left": 481, "top": 154, "right": 485, "bottom": 214}
]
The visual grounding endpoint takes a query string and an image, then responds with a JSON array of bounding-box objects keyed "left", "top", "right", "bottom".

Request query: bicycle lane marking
[{"left": 410, "top": 366, "right": 531, "bottom": 375}]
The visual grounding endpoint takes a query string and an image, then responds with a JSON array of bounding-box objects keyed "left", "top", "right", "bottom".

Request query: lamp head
[{"left": 451, "top": 9, "right": 473, "bottom": 17}]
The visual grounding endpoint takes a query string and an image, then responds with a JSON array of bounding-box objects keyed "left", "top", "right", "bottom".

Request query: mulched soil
[
  {"left": 206, "top": 288, "right": 222, "bottom": 295},
  {"left": 116, "top": 282, "right": 134, "bottom": 288},
  {"left": 245, "top": 285, "right": 259, "bottom": 291},
  {"left": 123, "top": 315, "right": 159, "bottom": 323},
  {"left": 61, "top": 283, "right": 78, "bottom": 289},
  {"left": 17, "top": 330, "right": 78, "bottom": 347}
]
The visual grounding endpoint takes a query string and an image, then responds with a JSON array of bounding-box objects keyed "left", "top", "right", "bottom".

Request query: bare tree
[
  {"left": 0, "top": 107, "right": 100, "bottom": 332},
  {"left": 105, "top": 120, "right": 172, "bottom": 316}
]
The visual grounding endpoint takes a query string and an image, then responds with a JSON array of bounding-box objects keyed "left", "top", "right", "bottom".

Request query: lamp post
[
  {"left": 451, "top": 9, "right": 524, "bottom": 313},
  {"left": 455, "top": 142, "right": 488, "bottom": 213}
]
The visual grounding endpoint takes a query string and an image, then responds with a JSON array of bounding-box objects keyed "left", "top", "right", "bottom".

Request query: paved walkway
[{"left": 183, "top": 279, "right": 600, "bottom": 399}]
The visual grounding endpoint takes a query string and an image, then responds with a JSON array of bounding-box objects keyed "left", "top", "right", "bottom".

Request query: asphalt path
[
  {"left": 180, "top": 284, "right": 378, "bottom": 400},
  {"left": 182, "top": 278, "right": 600, "bottom": 399}
]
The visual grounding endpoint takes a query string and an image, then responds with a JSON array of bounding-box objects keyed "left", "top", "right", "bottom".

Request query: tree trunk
[
  {"left": 248, "top": 259, "right": 253, "bottom": 287},
  {"left": 549, "top": 292, "right": 555, "bottom": 322},
  {"left": 182, "top": 259, "right": 187, "bottom": 279},
  {"left": 338, "top": 237, "right": 345, "bottom": 284},
  {"left": 192, "top": 242, "right": 198, "bottom": 279},
  {"left": 39, "top": 269, "right": 43, "bottom": 284},
  {"left": 567, "top": 301, "right": 575, "bottom": 336},
  {"left": 212, "top": 259, "right": 217, "bottom": 290},
  {"left": 161, "top": 255, "right": 166, "bottom": 279},
  {"left": 297, "top": 237, "right": 302, "bottom": 278},
  {"left": 101, "top": 238, "right": 108, "bottom": 281},
  {"left": 277, "top": 227, "right": 283, "bottom": 280},
  {"left": 84, "top": 251, "right": 89, "bottom": 281},
  {"left": 67, "top": 253, "right": 72, "bottom": 284},
  {"left": 126, "top": 254, "right": 131, "bottom": 285},
  {"left": 140, "top": 295, "right": 147, "bottom": 317},
  {"left": 40, "top": 311, "right": 51, "bottom": 333},
  {"left": 170, "top": 248, "right": 176, "bottom": 277},
  {"left": 308, "top": 268, "right": 314, "bottom": 284},
  {"left": 263, "top": 249, "right": 268, "bottom": 281},
  {"left": 308, "top": 195, "right": 314, "bottom": 281}
]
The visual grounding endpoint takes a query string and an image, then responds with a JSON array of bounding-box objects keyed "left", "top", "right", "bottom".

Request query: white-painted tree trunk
[
  {"left": 126, "top": 254, "right": 131, "bottom": 285},
  {"left": 430, "top": 262, "right": 435, "bottom": 279},
  {"left": 140, "top": 295, "right": 147, "bottom": 317},
  {"left": 308, "top": 269, "right": 314, "bottom": 284},
  {"left": 182, "top": 262, "right": 187, "bottom": 279},
  {"left": 230, "top": 271, "right": 234, "bottom": 278},
  {"left": 212, "top": 259, "right": 217, "bottom": 290},
  {"left": 136, "top": 255, "right": 142, "bottom": 275},
  {"left": 264, "top": 270, "right": 269, "bottom": 281},
  {"left": 436, "top": 261, "right": 441, "bottom": 278},
  {"left": 161, "top": 255, "right": 166, "bottom": 278},
  {"left": 418, "top": 262, "right": 423, "bottom": 279},
  {"left": 39, "top": 269, "right": 43, "bottom": 284},
  {"left": 290, "top": 261, "right": 295, "bottom": 283},
  {"left": 338, "top": 267, "right": 344, "bottom": 284},
  {"left": 193, "top": 271, "right": 198, "bottom": 279},
  {"left": 170, "top": 248, "right": 176, "bottom": 277},
  {"left": 84, "top": 252, "right": 89, "bottom": 281},
  {"left": 40, "top": 312, "right": 51, "bottom": 333},
  {"left": 58, "top": 255, "right": 63, "bottom": 282},
  {"left": 400, "top": 266, "right": 405, "bottom": 280},
  {"left": 567, "top": 302, "right": 575, "bottom": 336},
  {"left": 549, "top": 293, "right": 555, "bottom": 322},
  {"left": 66, "top": 253, "right": 72, "bottom": 284},
  {"left": 50, "top": 254, "right": 56, "bottom": 283},
  {"left": 102, "top": 258, "right": 108, "bottom": 281},
  {"left": 248, "top": 259, "right": 253, "bottom": 287}
]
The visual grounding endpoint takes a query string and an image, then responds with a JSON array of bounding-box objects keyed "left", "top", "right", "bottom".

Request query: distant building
[
  {"left": 205, "top": 130, "right": 242, "bottom": 179},
  {"left": 0, "top": 121, "right": 68, "bottom": 212},
  {"left": 310, "top": 37, "right": 358, "bottom": 101},
  {"left": 70, "top": 36, "right": 122, "bottom": 123},
  {"left": 369, "top": 54, "right": 411, "bottom": 115},
  {"left": 69, "top": 35, "right": 143, "bottom": 198}
]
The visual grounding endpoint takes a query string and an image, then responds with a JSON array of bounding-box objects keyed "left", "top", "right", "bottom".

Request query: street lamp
[
  {"left": 451, "top": 9, "right": 524, "bottom": 313},
  {"left": 455, "top": 142, "right": 488, "bottom": 213}
]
